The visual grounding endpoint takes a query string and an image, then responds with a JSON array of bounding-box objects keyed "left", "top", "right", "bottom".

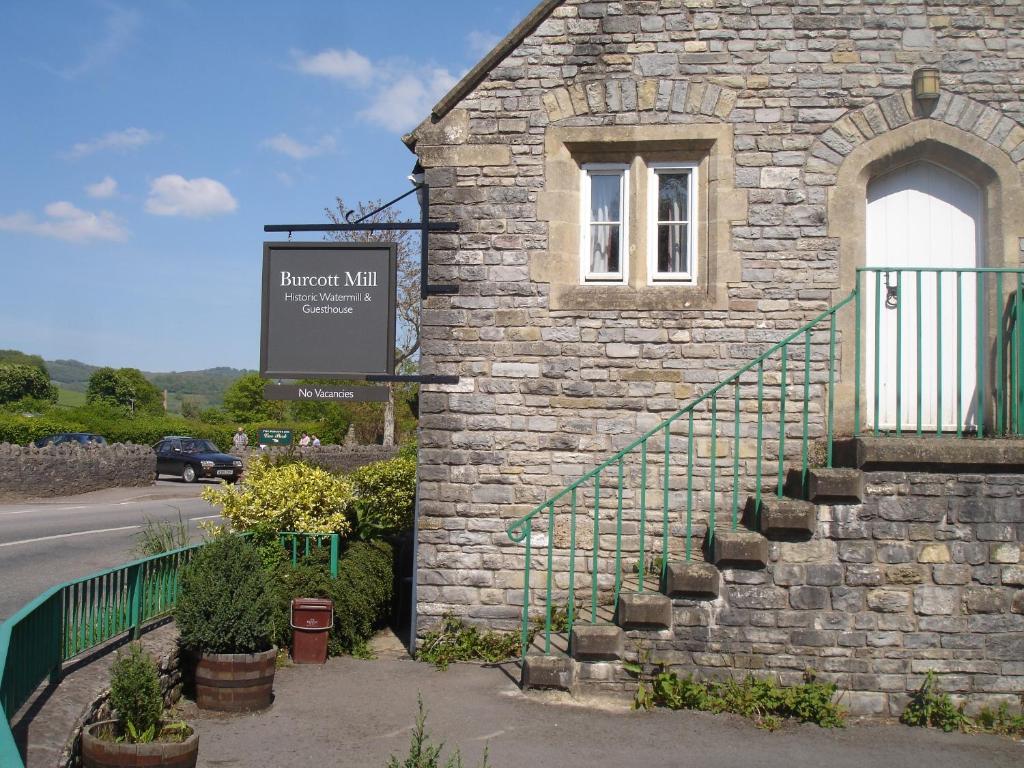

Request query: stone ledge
[
  {"left": 616, "top": 593, "right": 672, "bottom": 629},
  {"left": 664, "top": 561, "right": 721, "bottom": 598},
  {"left": 711, "top": 530, "right": 769, "bottom": 569},
  {"left": 570, "top": 625, "right": 624, "bottom": 661},
  {"left": 757, "top": 497, "right": 817, "bottom": 537},
  {"left": 833, "top": 437, "right": 1024, "bottom": 472},
  {"left": 521, "top": 654, "right": 574, "bottom": 691}
]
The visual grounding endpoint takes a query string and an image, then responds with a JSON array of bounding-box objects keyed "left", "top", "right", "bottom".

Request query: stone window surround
[{"left": 534, "top": 124, "right": 746, "bottom": 312}]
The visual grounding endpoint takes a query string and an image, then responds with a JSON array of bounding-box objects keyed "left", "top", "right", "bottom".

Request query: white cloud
[
  {"left": 66, "top": 127, "right": 158, "bottom": 158},
  {"left": 292, "top": 48, "right": 373, "bottom": 86},
  {"left": 261, "top": 133, "right": 336, "bottom": 160},
  {"left": 359, "top": 68, "right": 459, "bottom": 133},
  {"left": 85, "top": 176, "right": 118, "bottom": 198},
  {"left": 145, "top": 175, "right": 238, "bottom": 218},
  {"left": 45, "top": 4, "right": 140, "bottom": 80},
  {"left": 0, "top": 201, "right": 128, "bottom": 243},
  {"left": 467, "top": 30, "right": 500, "bottom": 56}
]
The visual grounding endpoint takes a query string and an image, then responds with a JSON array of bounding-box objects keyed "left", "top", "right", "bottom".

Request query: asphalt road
[{"left": 0, "top": 481, "right": 225, "bottom": 621}]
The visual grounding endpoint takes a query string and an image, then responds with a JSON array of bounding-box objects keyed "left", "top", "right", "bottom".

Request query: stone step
[
  {"left": 755, "top": 496, "right": 817, "bottom": 538},
  {"left": 663, "top": 560, "right": 721, "bottom": 599},
  {"left": 570, "top": 624, "right": 624, "bottom": 661},
  {"left": 784, "top": 467, "right": 865, "bottom": 503},
  {"left": 521, "top": 654, "right": 574, "bottom": 691},
  {"left": 832, "top": 436, "right": 1024, "bottom": 473},
  {"left": 710, "top": 529, "right": 769, "bottom": 569},
  {"left": 616, "top": 592, "right": 672, "bottom": 629}
]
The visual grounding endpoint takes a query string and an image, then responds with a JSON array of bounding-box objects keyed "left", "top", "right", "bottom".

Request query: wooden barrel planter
[
  {"left": 192, "top": 647, "right": 277, "bottom": 711},
  {"left": 81, "top": 720, "right": 198, "bottom": 768}
]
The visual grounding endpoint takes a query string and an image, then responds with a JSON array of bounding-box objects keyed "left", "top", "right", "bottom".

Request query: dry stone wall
[
  {"left": 0, "top": 443, "right": 155, "bottom": 499},
  {"left": 412, "top": 0, "right": 1024, "bottom": 637}
]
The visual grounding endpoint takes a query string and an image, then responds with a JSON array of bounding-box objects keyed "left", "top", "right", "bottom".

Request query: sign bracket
[
  {"left": 264, "top": 183, "right": 459, "bottom": 300},
  {"left": 263, "top": 182, "right": 460, "bottom": 387}
]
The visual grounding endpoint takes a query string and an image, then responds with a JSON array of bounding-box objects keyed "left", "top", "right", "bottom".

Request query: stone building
[{"left": 404, "top": 0, "right": 1024, "bottom": 713}]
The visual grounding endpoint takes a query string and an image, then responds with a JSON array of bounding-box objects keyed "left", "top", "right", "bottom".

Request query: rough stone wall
[
  {"left": 412, "top": 0, "right": 1024, "bottom": 634},
  {"left": 0, "top": 443, "right": 156, "bottom": 499},
  {"left": 581, "top": 471, "right": 1024, "bottom": 714},
  {"left": 237, "top": 445, "right": 398, "bottom": 475}
]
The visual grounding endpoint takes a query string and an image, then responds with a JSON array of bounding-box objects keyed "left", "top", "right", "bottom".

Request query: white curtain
[{"left": 590, "top": 174, "right": 620, "bottom": 273}]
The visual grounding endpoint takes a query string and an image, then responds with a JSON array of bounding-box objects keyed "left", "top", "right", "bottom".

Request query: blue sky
[{"left": 0, "top": 0, "right": 536, "bottom": 372}]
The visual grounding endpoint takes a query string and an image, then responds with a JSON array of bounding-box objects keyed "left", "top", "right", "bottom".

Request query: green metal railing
[
  {"left": 854, "top": 267, "right": 1024, "bottom": 437},
  {"left": 279, "top": 532, "right": 340, "bottom": 578},
  {"left": 508, "top": 267, "right": 1024, "bottom": 659},
  {"left": 0, "top": 530, "right": 341, "bottom": 767},
  {"left": 0, "top": 542, "right": 204, "bottom": 765}
]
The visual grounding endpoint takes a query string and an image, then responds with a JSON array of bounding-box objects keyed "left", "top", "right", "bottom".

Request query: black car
[
  {"left": 153, "top": 437, "right": 243, "bottom": 483},
  {"left": 33, "top": 432, "right": 108, "bottom": 448}
]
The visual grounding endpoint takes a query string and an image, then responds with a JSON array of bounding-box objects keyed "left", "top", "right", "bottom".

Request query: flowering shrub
[
  {"left": 202, "top": 455, "right": 352, "bottom": 536},
  {"left": 347, "top": 454, "right": 416, "bottom": 539}
]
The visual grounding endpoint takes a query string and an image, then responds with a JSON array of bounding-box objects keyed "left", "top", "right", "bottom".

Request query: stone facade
[
  {"left": 591, "top": 471, "right": 1024, "bottom": 714},
  {"left": 407, "top": 0, "right": 1024, "bottom": 704},
  {"left": 0, "top": 443, "right": 156, "bottom": 499}
]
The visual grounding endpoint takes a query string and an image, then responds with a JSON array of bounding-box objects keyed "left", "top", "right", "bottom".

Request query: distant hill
[{"left": 45, "top": 359, "right": 253, "bottom": 413}]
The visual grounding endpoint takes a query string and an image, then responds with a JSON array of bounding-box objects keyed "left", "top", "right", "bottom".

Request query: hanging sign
[
  {"left": 263, "top": 384, "right": 389, "bottom": 402},
  {"left": 257, "top": 428, "right": 292, "bottom": 446},
  {"left": 260, "top": 242, "right": 397, "bottom": 378}
]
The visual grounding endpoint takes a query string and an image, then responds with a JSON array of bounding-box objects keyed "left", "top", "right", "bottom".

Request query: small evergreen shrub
[
  {"left": 108, "top": 644, "right": 162, "bottom": 743},
  {"left": 347, "top": 454, "right": 417, "bottom": 540},
  {"left": 387, "top": 695, "right": 490, "bottom": 768},
  {"left": 272, "top": 541, "right": 394, "bottom": 655},
  {"left": 176, "top": 535, "right": 275, "bottom": 654},
  {"left": 202, "top": 454, "right": 353, "bottom": 536}
]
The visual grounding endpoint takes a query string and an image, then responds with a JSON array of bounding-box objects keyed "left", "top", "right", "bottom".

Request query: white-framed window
[
  {"left": 647, "top": 162, "right": 698, "bottom": 283},
  {"left": 580, "top": 164, "right": 629, "bottom": 283}
]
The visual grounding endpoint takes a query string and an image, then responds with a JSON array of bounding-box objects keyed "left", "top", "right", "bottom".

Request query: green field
[{"left": 56, "top": 388, "right": 87, "bottom": 407}]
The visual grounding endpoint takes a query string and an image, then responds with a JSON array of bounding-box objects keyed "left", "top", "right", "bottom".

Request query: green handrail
[{"left": 507, "top": 267, "right": 1024, "bottom": 659}]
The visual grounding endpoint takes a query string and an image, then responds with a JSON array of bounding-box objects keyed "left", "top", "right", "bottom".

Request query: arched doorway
[{"left": 863, "top": 161, "right": 983, "bottom": 432}]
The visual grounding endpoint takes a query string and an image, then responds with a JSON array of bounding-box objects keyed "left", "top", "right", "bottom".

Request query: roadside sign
[
  {"left": 257, "top": 428, "right": 292, "bottom": 446},
  {"left": 263, "top": 384, "right": 389, "bottom": 402},
  {"left": 260, "top": 242, "right": 397, "bottom": 378}
]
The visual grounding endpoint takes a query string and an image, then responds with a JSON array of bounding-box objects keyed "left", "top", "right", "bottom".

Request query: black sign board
[
  {"left": 260, "top": 242, "right": 397, "bottom": 378},
  {"left": 263, "top": 384, "right": 389, "bottom": 402}
]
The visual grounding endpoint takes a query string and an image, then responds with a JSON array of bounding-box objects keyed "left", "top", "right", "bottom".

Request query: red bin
[{"left": 290, "top": 598, "right": 333, "bottom": 664}]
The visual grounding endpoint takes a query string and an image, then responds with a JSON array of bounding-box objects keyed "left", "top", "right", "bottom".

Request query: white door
[{"left": 865, "top": 161, "right": 982, "bottom": 431}]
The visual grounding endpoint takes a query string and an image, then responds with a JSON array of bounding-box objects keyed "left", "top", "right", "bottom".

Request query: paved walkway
[{"left": 182, "top": 635, "right": 1023, "bottom": 768}]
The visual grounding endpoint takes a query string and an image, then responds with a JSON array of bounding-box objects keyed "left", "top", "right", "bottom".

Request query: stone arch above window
[
  {"left": 807, "top": 91, "right": 1024, "bottom": 185},
  {"left": 542, "top": 78, "right": 739, "bottom": 123}
]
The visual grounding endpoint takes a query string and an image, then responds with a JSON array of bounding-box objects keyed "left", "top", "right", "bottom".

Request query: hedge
[
  {"left": 273, "top": 540, "right": 394, "bottom": 655},
  {"left": 0, "top": 411, "right": 342, "bottom": 448}
]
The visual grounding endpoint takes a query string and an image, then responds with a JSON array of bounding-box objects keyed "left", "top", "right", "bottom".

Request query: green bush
[
  {"left": 176, "top": 535, "right": 275, "bottom": 654},
  {"left": 417, "top": 614, "right": 523, "bottom": 670},
  {"left": 0, "top": 364, "right": 57, "bottom": 405},
  {"left": 272, "top": 541, "right": 394, "bottom": 656},
  {"left": 109, "top": 643, "right": 163, "bottom": 743},
  {"left": 900, "top": 671, "right": 968, "bottom": 732},
  {"left": 634, "top": 669, "right": 845, "bottom": 730},
  {"left": 347, "top": 454, "right": 417, "bottom": 540},
  {"left": 203, "top": 455, "right": 353, "bottom": 536}
]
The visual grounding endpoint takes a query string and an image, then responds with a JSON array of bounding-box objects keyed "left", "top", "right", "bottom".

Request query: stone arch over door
[{"left": 823, "top": 115, "right": 1024, "bottom": 436}]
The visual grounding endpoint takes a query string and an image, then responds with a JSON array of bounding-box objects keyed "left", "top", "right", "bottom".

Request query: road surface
[{"left": 0, "top": 481, "right": 225, "bottom": 620}]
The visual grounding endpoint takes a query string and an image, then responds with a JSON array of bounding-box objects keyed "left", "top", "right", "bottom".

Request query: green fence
[
  {"left": 0, "top": 531, "right": 339, "bottom": 767},
  {"left": 508, "top": 267, "right": 1024, "bottom": 659}
]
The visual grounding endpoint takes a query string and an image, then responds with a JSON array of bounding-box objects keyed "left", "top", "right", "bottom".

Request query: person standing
[
  {"left": 299, "top": 432, "right": 311, "bottom": 447},
  {"left": 232, "top": 427, "right": 249, "bottom": 451},
  {"left": 311, "top": 435, "right": 321, "bottom": 447}
]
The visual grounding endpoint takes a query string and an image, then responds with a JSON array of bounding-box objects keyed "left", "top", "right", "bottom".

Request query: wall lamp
[{"left": 912, "top": 67, "right": 941, "bottom": 102}]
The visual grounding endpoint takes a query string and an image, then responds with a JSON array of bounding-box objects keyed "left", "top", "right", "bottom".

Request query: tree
[
  {"left": 86, "top": 367, "right": 164, "bottom": 415},
  {"left": 222, "top": 372, "right": 284, "bottom": 422},
  {"left": 0, "top": 364, "right": 58, "bottom": 405},
  {"left": 325, "top": 197, "right": 420, "bottom": 447},
  {"left": 0, "top": 350, "right": 48, "bottom": 375}
]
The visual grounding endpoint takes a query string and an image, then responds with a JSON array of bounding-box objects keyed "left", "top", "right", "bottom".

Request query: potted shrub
[
  {"left": 81, "top": 643, "right": 198, "bottom": 767},
  {"left": 176, "top": 534, "right": 277, "bottom": 711}
]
